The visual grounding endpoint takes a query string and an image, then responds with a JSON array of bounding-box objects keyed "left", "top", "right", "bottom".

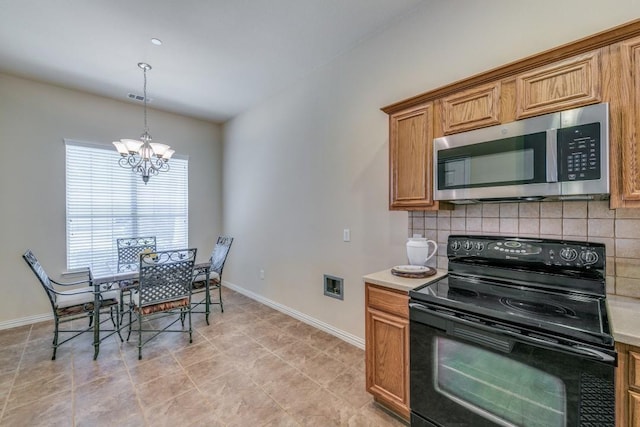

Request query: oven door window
[
  {"left": 435, "top": 337, "right": 566, "bottom": 427},
  {"left": 437, "top": 132, "right": 547, "bottom": 190}
]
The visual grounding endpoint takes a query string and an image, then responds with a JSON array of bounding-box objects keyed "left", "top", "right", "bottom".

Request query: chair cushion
[
  {"left": 192, "top": 271, "right": 220, "bottom": 283},
  {"left": 130, "top": 286, "right": 190, "bottom": 315},
  {"left": 55, "top": 298, "right": 118, "bottom": 317},
  {"left": 133, "top": 298, "right": 189, "bottom": 315},
  {"left": 56, "top": 288, "right": 120, "bottom": 309}
]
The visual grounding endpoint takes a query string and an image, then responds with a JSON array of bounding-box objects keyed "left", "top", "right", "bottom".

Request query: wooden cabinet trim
[
  {"left": 441, "top": 82, "right": 501, "bottom": 134},
  {"left": 382, "top": 18, "right": 640, "bottom": 115}
]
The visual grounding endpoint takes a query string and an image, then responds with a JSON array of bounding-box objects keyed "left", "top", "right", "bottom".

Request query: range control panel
[{"left": 447, "top": 235, "right": 605, "bottom": 269}]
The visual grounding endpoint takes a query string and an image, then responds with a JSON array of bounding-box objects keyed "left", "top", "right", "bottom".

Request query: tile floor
[{"left": 0, "top": 288, "right": 407, "bottom": 426}]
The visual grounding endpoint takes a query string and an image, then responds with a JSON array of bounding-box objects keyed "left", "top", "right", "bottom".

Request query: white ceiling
[{"left": 0, "top": 0, "right": 425, "bottom": 122}]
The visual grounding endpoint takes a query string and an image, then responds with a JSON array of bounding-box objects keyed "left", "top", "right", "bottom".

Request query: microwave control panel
[{"left": 557, "top": 122, "right": 600, "bottom": 182}]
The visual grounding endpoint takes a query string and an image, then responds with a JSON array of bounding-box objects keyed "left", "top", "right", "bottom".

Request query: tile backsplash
[{"left": 408, "top": 201, "right": 640, "bottom": 297}]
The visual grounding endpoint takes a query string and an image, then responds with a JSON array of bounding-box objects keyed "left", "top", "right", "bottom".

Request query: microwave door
[{"left": 434, "top": 132, "right": 560, "bottom": 201}]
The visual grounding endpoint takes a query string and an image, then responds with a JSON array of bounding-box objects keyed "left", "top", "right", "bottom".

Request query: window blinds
[{"left": 65, "top": 140, "right": 188, "bottom": 278}]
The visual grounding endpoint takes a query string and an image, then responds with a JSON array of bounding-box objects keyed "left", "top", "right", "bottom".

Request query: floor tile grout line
[
  {"left": 229, "top": 320, "right": 364, "bottom": 423},
  {"left": 233, "top": 329, "right": 304, "bottom": 425},
  {"left": 178, "top": 319, "right": 304, "bottom": 425},
  {"left": 121, "top": 335, "right": 153, "bottom": 427},
  {"left": 70, "top": 346, "right": 76, "bottom": 427},
  {"left": 0, "top": 325, "right": 31, "bottom": 423}
]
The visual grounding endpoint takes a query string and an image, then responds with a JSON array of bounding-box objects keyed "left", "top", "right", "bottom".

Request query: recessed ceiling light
[{"left": 151, "top": 38, "right": 162, "bottom": 46}]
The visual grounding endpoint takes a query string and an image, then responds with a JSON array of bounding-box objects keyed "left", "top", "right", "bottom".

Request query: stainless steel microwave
[{"left": 433, "top": 103, "right": 609, "bottom": 203}]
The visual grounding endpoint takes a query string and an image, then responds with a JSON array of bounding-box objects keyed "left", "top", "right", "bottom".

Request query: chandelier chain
[{"left": 143, "top": 66, "right": 148, "bottom": 136}]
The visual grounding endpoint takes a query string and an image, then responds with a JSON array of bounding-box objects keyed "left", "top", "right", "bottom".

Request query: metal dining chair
[
  {"left": 125, "top": 248, "right": 197, "bottom": 360},
  {"left": 191, "top": 236, "right": 233, "bottom": 324},
  {"left": 116, "top": 237, "right": 157, "bottom": 273},
  {"left": 22, "top": 250, "right": 121, "bottom": 360},
  {"left": 115, "top": 237, "right": 156, "bottom": 318}
]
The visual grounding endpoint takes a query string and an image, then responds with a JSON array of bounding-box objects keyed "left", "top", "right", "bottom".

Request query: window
[{"left": 65, "top": 139, "right": 188, "bottom": 278}]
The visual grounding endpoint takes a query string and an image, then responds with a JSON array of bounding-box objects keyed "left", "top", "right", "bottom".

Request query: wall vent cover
[{"left": 127, "top": 93, "right": 152, "bottom": 102}]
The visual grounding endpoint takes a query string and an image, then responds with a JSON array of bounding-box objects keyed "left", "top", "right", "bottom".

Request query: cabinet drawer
[{"left": 366, "top": 284, "right": 408, "bottom": 318}]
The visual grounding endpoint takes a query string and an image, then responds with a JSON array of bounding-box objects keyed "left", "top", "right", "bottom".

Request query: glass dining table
[{"left": 91, "top": 260, "right": 211, "bottom": 358}]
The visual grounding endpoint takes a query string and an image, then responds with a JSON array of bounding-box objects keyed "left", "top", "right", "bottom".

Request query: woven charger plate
[{"left": 391, "top": 265, "right": 437, "bottom": 279}]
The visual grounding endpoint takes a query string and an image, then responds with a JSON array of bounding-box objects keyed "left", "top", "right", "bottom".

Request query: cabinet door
[
  {"left": 515, "top": 50, "right": 601, "bottom": 119},
  {"left": 441, "top": 82, "right": 501, "bottom": 134},
  {"left": 389, "top": 103, "right": 436, "bottom": 210},
  {"left": 366, "top": 306, "right": 410, "bottom": 419},
  {"left": 618, "top": 37, "right": 640, "bottom": 202},
  {"left": 630, "top": 390, "right": 640, "bottom": 427}
]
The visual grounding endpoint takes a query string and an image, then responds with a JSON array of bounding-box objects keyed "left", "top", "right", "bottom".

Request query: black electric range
[{"left": 408, "top": 235, "right": 616, "bottom": 427}]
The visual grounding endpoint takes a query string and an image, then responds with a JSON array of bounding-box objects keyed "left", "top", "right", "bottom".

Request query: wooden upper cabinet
[
  {"left": 389, "top": 103, "right": 437, "bottom": 210},
  {"left": 441, "top": 82, "right": 501, "bottom": 134},
  {"left": 617, "top": 36, "right": 640, "bottom": 202},
  {"left": 382, "top": 19, "right": 640, "bottom": 210},
  {"left": 515, "top": 50, "right": 602, "bottom": 119}
]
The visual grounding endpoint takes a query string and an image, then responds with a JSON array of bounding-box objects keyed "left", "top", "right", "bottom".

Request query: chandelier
[{"left": 112, "top": 62, "right": 174, "bottom": 184}]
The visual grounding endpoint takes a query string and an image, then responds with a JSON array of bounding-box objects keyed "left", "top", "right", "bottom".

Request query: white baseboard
[
  {"left": 0, "top": 313, "right": 53, "bottom": 330},
  {"left": 223, "top": 280, "right": 365, "bottom": 350}
]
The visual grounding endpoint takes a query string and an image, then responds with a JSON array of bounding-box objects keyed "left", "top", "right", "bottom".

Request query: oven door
[{"left": 409, "top": 303, "right": 615, "bottom": 427}]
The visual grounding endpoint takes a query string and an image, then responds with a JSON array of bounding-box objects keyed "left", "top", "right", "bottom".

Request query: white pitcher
[{"left": 406, "top": 237, "right": 438, "bottom": 266}]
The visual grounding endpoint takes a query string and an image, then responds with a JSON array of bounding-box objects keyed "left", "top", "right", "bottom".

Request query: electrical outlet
[
  {"left": 259, "top": 269, "right": 265, "bottom": 280},
  {"left": 343, "top": 228, "right": 350, "bottom": 242}
]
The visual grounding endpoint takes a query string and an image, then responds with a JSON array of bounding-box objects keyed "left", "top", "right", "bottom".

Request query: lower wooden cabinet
[
  {"left": 615, "top": 342, "right": 640, "bottom": 426},
  {"left": 365, "top": 283, "right": 410, "bottom": 420}
]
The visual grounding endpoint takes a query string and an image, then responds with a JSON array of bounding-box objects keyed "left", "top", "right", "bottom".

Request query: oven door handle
[
  {"left": 522, "top": 333, "right": 615, "bottom": 363},
  {"left": 410, "top": 302, "right": 615, "bottom": 363}
]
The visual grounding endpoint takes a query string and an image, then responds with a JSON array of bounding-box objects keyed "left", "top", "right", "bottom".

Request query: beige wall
[
  {"left": 222, "top": 0, "right": 640, "bottom": 342},
  {"left": 409, "top": 201, "right": 640, "bottom": 297},
  {"left": 0, "top": 73, "right": 223, "bottom": 325}
]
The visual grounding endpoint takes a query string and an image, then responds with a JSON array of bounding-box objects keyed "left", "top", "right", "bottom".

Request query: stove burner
[
  {"left": 448, "top": 287, "right": 479, "bottom": 298},
  {"left": 500, "top": 297, "right": 577, "bottom": 318}
]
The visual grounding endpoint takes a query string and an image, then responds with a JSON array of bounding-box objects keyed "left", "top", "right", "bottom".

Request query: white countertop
[
  {"left": 364, "top": 269, "right": 640, "bottom": 347},
  {"left": 607, "top": 294, "right": 640, "bottom": 347},
  {"left": 363, "top": 268, "right": 448, "bottom": 292}
]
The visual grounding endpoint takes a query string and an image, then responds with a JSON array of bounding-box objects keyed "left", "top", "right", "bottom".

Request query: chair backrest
[
  {"left": 210, "top": 236, "right": 233, "bottom": 276},
  {"left": 117, "top": 237, "right": 156, "bottom": 273},
  {"left": 137, "top": 248, "right": 197, "bottom": 307},
  {"left": 22, "top": 250, "right": 56, "bottom": 306}
]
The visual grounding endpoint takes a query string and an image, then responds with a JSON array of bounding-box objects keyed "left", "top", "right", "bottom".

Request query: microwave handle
[{"left": 546, "top": 129, "right": 558, "bottom": 182}]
